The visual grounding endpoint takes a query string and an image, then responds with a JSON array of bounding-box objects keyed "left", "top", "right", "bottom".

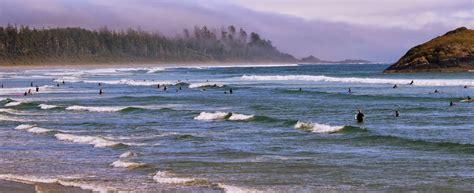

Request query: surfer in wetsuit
[
  {"left": 99, "top": 89, "right": 103, "bottom": 95},
  {"left": 163, "top": 86, "right": 167, "bottom": 91},
  {"left": 1, "top": 84, "right": 3, "bottom": 88},
  {"left": 467, "top": 96, "right": 471, "bottom": 100},
  {"left": 30, "top": 82, "right": 33, "bottom": 87},
  {"left": 157, "top": 84, "right": 160, "bottom": 88},
  {"left": 229, "top": 88, "right": 233, "bottom": 94},
  {"left": 434, "top": 89, "right": 439, "bottom": 93},
  {"left": 62, "top": 80, "right": 65, "bottom": 85},
  {"left": 356, "top": 110, "right": 365, "bottom": 123},
  {"left": 464, "top": 85, "right": 468, "bottom": 88},
  {"left": 24, "top": 92, "right": 27, "bottom": 96},
  {"left": 393, "top": 84, "right": 398, "bottom": 88},
  {"left": 409, "top": 80, "right": 414, "bottom": 85},
  {"left": 348, "top": 88, "right": 352, "bottom": 93},
  {"left": 395, "top": 110, "right": 400, "bottom": 117},
  {"left": 450, "top": 101, "right": 454, "bottom": 106},
  {"left": 299, "top": 88, "right": 302, "bottom": 91},
  {"left": 35, "top": 86, "right": 39, "bottom": 92}
]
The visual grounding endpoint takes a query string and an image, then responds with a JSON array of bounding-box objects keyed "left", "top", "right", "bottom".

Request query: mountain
[
  {"left": 384, "top": 27, "right": 474, "bottom": 73},
  {"left": 0, "top": 25, "right": 297, "bottom": 65}
]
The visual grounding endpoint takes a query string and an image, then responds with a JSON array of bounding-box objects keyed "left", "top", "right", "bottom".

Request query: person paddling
[
  {"left": 393, "top": 84, "right": 398, "bottom": 88},
  {"left": 356, "top": 110, "right": 365, "bottom": 123}
]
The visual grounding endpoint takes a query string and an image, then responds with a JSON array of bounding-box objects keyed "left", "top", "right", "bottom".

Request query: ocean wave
[
  {"left": 194, "top": 112, "right": 254, "bottom": 121},
  {"left": 188, "top": 82, "right": 225, "bottom": 88},
  {"left": 83, "top": 79, "right": 178, "bottom": 86},
  {"left": 54, "top": 133, "right": 125, "bottom": 148},
  {"left": 15, "top": 124, "right": 53, "bottom": 134},
  {"left": 119, "top": 151, "right": 138, "bottom": 158},
  {"left": 241, "top": 75, "right": 474, "bottom": 87},
  {"left": 218, "top": 183, "right": 264, "bottom": 193},
  {"left": 38, "top": 104, "right": 59, "bottom": 109},
  {"left": 4, "top": 101, "right": 23, "bottom": 107},
  {"left": 0, "top": 174, "right": 107, "bottom": 192},
  {"left": 146, "top": 67, "right": 167, "bottom": 73},
  {"left": 152, "top": 171, "right": 211, "bottom": 186},
  {"left": 66, "top": 105, "right": 126, "bottom": 112},
  {"left": 294, "top": 121, "right": 344, "bottom": 133},
  {"left": 110, "top": 160, "right": 147, "bottom": 169}
]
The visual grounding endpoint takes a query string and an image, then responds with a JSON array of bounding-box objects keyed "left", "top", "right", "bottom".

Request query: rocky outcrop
[{"left": 384, "top": 27, "right": 474, "bottom": 73}]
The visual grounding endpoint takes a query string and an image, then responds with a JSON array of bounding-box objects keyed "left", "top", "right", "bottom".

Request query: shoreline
[{"left": 0, "top": 179, "right": 91, "bottom": 193}]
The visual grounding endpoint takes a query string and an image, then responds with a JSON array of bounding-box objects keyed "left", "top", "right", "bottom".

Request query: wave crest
[
  {"left": 110, "top": 160, "right": 147, "bottom": 169},
  {"left": 15, "top": 124, "right": 53, "bottom": 134},
  {"left": 54, "top": 133, "right": 124, "bottom": 148},
  {"left": 194, "top": 112, "right": 254, "bottom": 121},
  {"left": 294, "top": 121, "right": 344, "bottom": 133}
]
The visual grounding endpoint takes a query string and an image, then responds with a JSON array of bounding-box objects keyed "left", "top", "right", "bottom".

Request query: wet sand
[{"left": 0, "top": 179, "right": 91, "bottom": 193}]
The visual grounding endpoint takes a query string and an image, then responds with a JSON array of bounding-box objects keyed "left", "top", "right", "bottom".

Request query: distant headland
[
  {"left": 0, "top": 25, "right": 369, "bottom": 66},
  {"left": 384, "top": 27, "right": 474, "bottom": 73}
]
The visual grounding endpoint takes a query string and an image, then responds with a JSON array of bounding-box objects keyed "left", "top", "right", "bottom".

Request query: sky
[{"left": 1, "top": 0, "right": 473, "bottom": 62}]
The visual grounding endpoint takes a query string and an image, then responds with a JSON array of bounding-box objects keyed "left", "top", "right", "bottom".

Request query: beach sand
[{"left": 0, "top": 179, "right": 91, "bottom": 193}]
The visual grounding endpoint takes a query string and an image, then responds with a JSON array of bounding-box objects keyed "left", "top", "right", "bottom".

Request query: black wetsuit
[{"left": 356, "top": 112, "right": 364, "bottom": 123}]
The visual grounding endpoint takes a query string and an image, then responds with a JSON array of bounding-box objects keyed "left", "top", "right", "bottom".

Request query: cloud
[{"left": 0, "top": 0, "right": 470, "bottom": 62}]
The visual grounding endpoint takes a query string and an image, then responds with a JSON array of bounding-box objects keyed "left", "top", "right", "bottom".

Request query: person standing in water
[
  {"left": 164, "top": 86, "right": 167, "bottom": 91},
  {"left": 393, "top": 84, "right": 398, "bottom": 88},
  {"left": 409, "top": 80, "right": 414, "bottom": 85},
  {"left": 1, "top": 84, "right": 3, "bottom": 88},
  {"left": 450, "top": 101, "right": 454, "bottom": 106},
  {"left": 356, "top": 110, "right": 365, "bottom": 123},
  {"left": 229, "top": 88, "right": 233, "bottom": 94},
  {"left": 99, "top": 89, "right": 103, "bottom": 95},
  {"left": 30, "top": 82, "right": 33, "bottom": 87},
  {"left": 395, "top": 111, "right": 400, "bottom": 117},
  {"left": 36, "top": 86, "right": 39, "bottom": 92},
  {"left": 348, "top": 88, "right": 352, "bottom": 93}
]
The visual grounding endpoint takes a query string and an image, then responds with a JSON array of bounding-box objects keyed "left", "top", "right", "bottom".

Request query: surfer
[
  {"left": 450, "top": 101, "right": 454, "bottom": 106},
  {"left": 179, "top": 86, "right": 182, "bottom": 90},
  {"left": 393, "top": 84, "right": 398, "bottom": 88},
  {"left": 464, "top": 85, "right": 468, "bottom": 88},
  {"left": 28, "top": 89, "right": 32, "bottom": 94},
  {"left": 434, "top": 89, "right": 439, "bottom": 93},
  {"left": 299, "top": 88, "right": 302, "bottom": 91},
  {"left": 56, "top": 83, "right": 60, "bottom": 87},
  {"left": 395, "top": 110, "right": 399, "bottom": 117},
  {"left": 30, "top": 82, "right": 33, "bottom": 87},
  {"left": 229, "top": 88, "right": 233, "bottom": 94},
  {"left": 468, "top": 96, "right": 471, "bottom": 100},
  {"left": 409, "top": 80, "right": 414, "bottom": 85},
  {"left": 36, "top": 86, "right": 39, "bottom": 92},
  {"left": 99, "top": 89, "right": 103, "bottom": 95},
  {"left": 62, "top": 80, "right": 65, "bottom": 85},
  {"left": 356, "top": 110, "right": 365, "bottom": 123},
  {"left": 348, "top": 88, "right": 352, "bottom": 93},
  {"left": 1, "top": 84, "right": 3, "bottom": 88},
  {"left": 24, "top": 92, "right": 27, "bottom": 96},
  {"left": 157, "top": 84, "right": 160, "bottom": 88},
  {"left": 164, "top": 86, "right": 167, "bottom": 91},
  {"left": 98, "top": 83, "right": 102, "bottom": 86}
]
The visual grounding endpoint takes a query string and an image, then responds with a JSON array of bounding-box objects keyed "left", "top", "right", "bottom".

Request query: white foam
[
  {"left": 38, "top": 104, "right": 58, "bottom": 109},
  {"left": 54, "top": 133, "right": 123, "bottom": 148},
  {"left": 189, "top": 82, "right": 225, "bottom": 88},
  {"left": 241, "top": 75, "right": 474, "bottom": 87},
  {"left": 152, "top": 171, "right": 198, "bottom": 184},
  {"left": 119, "top": 151, "right": 137, "bottom": 158},
  {"left": 294, "top": 121, "right": 344, "bottom": 133},
  {"left": 83, "top": 79, "right": 177, "bottom": 86},
  {"left": 110, "top": 160, "right": 146, "bottom": 169},
  {"left": 15, "top": 124, "right": 53, "bottom": 134},
  {"left": 0, "top": 174, "right": 107, "bottom": 192},
  {"left": 218, "top": 183, "right": 264, "bottom": 193},
  {"left": 4, "top": 101, "right": 23, "bottom": 107},
  {"left": 194, "top": 112, "right": 230, "bottom": 121},
  {"left": 146, "top": 67, "right": 167, "bottom": 73},
  {"left": 228, "top": 113, "right": 254, "bottom": 121},
  {"left": 66, "top": 105, "right": 125, "bottom": 112}
]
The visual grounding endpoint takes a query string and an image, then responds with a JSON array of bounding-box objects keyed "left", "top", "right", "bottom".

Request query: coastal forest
[{"left": 0, "top": 25, "right": 296, "bottom": 65}]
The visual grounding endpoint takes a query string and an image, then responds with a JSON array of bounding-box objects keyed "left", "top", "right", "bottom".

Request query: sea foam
[
  {"left": 15, "top": 124, "right": 53, "bottom": 134},
  {"left": 66, "top": 105, "right": 125, "bottom": 112},
  {"left": 110, "top": 160, "right": 146, "bottom": 169},
  {"left": 38, "top": 104, "right": 58, "bottom": 109},
  {"left": 241, "top": 75, "right": 474, "bottom": 87},
  {"left": 294, "top": 121, "right": 344, "bottom": 133},
  {"left": 194, "top": 112, "right": 254, "bottom": 121},
  {"left": 54, "top": 133, "right": 124, "bottom": 148}
]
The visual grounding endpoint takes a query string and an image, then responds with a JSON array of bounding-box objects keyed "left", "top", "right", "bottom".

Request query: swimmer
[
  {"left": 36, "top": 86, "right": 39, "bottom": 92},
  {"left": 356, "top": 110, "right": 365, "bottom": 123},
  {"left": 395, "top": 110, "right": 399, "bottom": 117}
]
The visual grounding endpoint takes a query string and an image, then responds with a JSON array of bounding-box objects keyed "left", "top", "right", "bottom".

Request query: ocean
[{"left": 0, "top": 64, "right": 473, "bottom": 192}]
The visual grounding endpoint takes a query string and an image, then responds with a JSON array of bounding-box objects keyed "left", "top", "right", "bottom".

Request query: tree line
[{"left": 0, "top": 25, "right": 297, "bottom": 65}]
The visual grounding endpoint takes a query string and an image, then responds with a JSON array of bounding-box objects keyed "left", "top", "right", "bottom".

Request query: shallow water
[{"left": 0, "top": 64, "right": 473, "bottom": 192}]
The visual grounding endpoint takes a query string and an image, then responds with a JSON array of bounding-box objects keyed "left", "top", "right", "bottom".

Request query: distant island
[
  {"left": 0, "top": 25, "right": 369, "bottom": 66},
  {"left": 300, "top": 55, "right": 371, "bottom": 64},
  {"left": 384, "top": 27, "right": 474, "bottom": 73}
]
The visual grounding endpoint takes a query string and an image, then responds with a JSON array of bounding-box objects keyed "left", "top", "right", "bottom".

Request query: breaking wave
[
  {"left": 66, "top": 105, "right": 126, "bottom": 112},
  {"left": 194, "top": 112, "right": 254, "bottom": 121},
  {"left": 15, "top": 124, "right": 54, "bottom": 134},
  {"left": 188, "top": 82, "right": 225, "bottom": 88},
  {"left": 110, "top": 160, "right": 147, "bottom": 169},
  {"left": 241, "top": 75, "right": 474, "bottom": 87},
  {"left": 54, "top": 133, "right": 125, "bottom": 148},
  {"left": 0, "top": 174, "right": 107, "bottom": 192},
  {"left": 83, "top": 79, "right": 178, "bottom": 86},
  {"left": 294, "top": 121, "right": 365, "bottom": 133},
  {"left": 38, "top": 104, "right": 59, "bottom": 109},
  {"left": 119, "top": 151, "right": 138, "bottom": 158}
]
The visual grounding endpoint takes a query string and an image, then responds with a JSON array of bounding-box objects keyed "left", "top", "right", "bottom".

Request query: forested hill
[{"left": 0, "top": 25, "right": 297, "bottom": 65}]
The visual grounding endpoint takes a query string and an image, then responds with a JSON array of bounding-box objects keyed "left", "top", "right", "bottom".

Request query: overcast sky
[{"left": 1, "top": 0, "right": 472, "bottom": 62}]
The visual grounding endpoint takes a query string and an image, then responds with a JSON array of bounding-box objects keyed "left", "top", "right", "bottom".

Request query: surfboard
[{"left": 460, "top": 99, "right": 474, "bottom": 103}]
